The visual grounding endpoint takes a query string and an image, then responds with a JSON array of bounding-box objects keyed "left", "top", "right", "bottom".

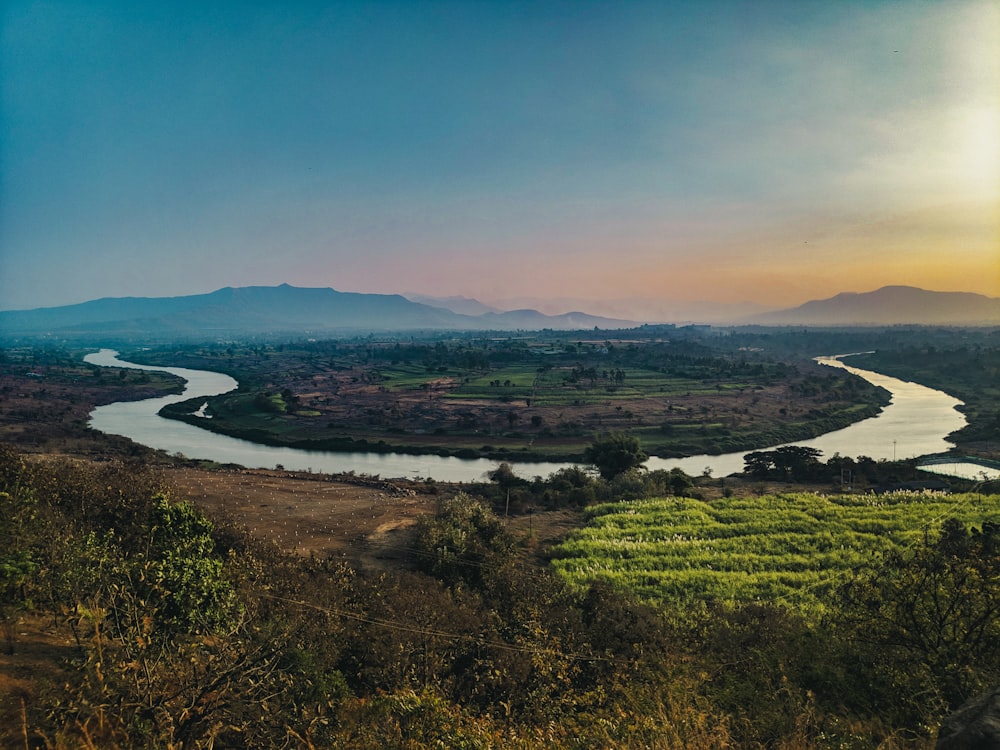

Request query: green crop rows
[{"left": 551, "top": 491, "right": 1000, "bottom": 613}]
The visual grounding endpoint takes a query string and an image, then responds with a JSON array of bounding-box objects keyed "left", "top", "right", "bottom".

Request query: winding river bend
[{"left": 85, "top": 349, "right": 974, "bottom": 482}]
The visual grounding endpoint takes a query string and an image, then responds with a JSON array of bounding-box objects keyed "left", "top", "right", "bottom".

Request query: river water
[{"left": 85, "top": 349, "right": 975, "bottom": 482}]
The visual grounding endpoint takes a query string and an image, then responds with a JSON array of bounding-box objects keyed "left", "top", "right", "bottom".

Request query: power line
[
  {"left": 354, "top": 538, "right": 556, "bottom": 582},
  {"left": 259, "top": 592, "right": 612, "bottom": 663}
]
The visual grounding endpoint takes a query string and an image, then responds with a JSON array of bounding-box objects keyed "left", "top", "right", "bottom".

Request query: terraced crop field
[{"left": 551, "top": 491, "right": 1000, "bottom": 612}]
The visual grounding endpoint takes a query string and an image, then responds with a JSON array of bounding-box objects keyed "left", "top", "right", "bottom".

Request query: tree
[
  {"left": 743, "top": 451, "right": 773, "bottom": 478},
  {"left": 543, "top": 466, "right": 597, "bottom": 507},
  {"left": 641, "top": 468, "right": 686, "bottom": 497},
  {"left": 772, "top": 445, "right": 822, "bottom": 480},
  {"left": 584, "top": 432, "right": 648, "bottom": 481},
  {"left": 487, "top": 461, "right": 527, "bottom": 514},
  {"left": 836, "top": 520, "right": 1000, "bottom": 724},
  {"left": 487, "top": 462, "right": 519, "bottom": 489},
  {"left": 413, "top": 494, "right": 515, "bottom": 587},
  {"left": 742, "top": 446, "right": 823, "bottom": 481},
  {"left": 137, "top": 495, "right": 238, "bottom": 634}
]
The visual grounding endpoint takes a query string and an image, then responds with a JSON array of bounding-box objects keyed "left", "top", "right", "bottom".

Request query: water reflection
[{"left": 86, "top": 350, "right": 967, "bottom": 482}]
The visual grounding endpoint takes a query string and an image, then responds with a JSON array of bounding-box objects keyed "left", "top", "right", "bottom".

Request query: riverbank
[
  {"left": 134, "top": 339, "right": 893, "bottom": 464},
  {"left": 157, "top": 393, "right": 888, "bottom": 463},
  {"left": 83, "top": 349, "right": 965, "bottom": 482},
  {"left": 0, "top": 349, "right": 184, "bottom": 458}
]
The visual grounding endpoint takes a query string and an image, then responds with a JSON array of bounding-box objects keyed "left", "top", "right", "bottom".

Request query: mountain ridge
[
  {"left": 2, "top": 284, "right": 997, "bottom": 339},
  {"left": 748, "top": 285, "right": 1000, "bottom": 326},
  {"left": 0, "top": 284, "right": 636, "bottom": 338}
]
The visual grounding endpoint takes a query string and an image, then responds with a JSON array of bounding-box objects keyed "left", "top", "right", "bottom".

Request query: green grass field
[
  {"left": 148, "top": 338, "right": 893, "bottom": 461},
  {"left": 551, "top": 491, "right": 1000, "bottom": 613},
  {"left": 450, "top": 365, "right": 741, "bottom": 405}
]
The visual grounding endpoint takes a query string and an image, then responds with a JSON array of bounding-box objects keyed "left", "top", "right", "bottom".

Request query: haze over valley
[{"left": 1, "top": 283, "right": 997, "bottom": 339}]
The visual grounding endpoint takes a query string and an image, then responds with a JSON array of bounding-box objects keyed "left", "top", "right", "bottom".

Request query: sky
[{"left": 1, "top": 0, "right": 998, "bottom": 316}]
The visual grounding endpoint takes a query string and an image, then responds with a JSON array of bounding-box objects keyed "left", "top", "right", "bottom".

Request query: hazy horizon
[
  {"left": 2, "top": 1, "right": 998, "bottom": 312},
  {"left": 5, "top": 281, "right": 999, "bottom": 329}
]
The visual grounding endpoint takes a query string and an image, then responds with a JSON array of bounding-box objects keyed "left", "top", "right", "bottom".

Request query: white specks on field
[{"left": 164, "top": 466, "right": 434, "bottom": 564}]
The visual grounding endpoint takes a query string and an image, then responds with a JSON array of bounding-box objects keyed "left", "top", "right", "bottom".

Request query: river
[{"left": 85, "top": 349, "right": 976, "bottom": 482}]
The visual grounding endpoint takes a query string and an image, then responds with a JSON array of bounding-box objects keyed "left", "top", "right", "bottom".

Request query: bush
[
  {"left": 836, "top": 519, "right": 1000, "bottom": 728},
  {"left": 413, "top": 494, "right": 515, "bottom": 587}
]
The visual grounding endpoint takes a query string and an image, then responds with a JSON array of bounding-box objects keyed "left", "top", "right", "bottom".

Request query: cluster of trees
[
  {"left": 838, "top": 518, "right": 1000, "bottom": 725},
  {"left": 134, "top": 333, "right": 801, "bottom": 405},
  {"left": 474, "top": 433, "right": 689, "bottom": 512},
  {"left": 742, "top": 445, "right": 944, "bottom": 487},
  {"left": 125, "top": 329, "right": 906, "bottom": 466},
  {"left": 744, "top": 445, "right": 826, "bottom": 481},
  {"left": 482, "top": 430, "right": 948, "bottom": 515},
  {"left": 2, "top": 443, "right": 997, "bottom": 747}
]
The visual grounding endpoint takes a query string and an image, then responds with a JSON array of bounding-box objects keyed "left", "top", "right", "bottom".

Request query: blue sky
[{"left": 1, "top": 1, "right": 997, "bottom": 314}]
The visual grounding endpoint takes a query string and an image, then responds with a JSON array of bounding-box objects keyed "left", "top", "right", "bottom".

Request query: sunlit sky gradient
[{"left": 2, "top": 1, "right": 998, "bottom": 316}]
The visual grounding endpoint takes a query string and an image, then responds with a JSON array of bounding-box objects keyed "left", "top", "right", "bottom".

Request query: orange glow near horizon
[{"left": 4, "top": 1, "right": 998, "bottom": 313}]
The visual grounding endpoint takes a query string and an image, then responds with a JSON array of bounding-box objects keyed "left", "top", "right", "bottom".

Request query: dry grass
[
  {"left": 164, "top": 466, "right": 438, "bottom": 566},
  {"left": 163, "top": 466, "right": 589, "bottom": 570},
  {"left": 0, "top": 616, "right": 79, "bottom": 750}
]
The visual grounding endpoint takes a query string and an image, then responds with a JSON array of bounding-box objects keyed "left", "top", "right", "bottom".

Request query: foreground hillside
[{"left": 2, "top": 445, "right": 998, "bottom": 748}]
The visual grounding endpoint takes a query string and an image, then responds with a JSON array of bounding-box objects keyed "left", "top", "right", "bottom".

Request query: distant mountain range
[
  {"left": 748, "top": 286, "right": 1000, "bottom": 326},
  {"left": 1, "top": 284, "right": 996, "bottom": 340},
  {"left": 476, "top": 295, "right": 771, "bottom": 324},
  {"left": 0, "top": 284, "right": 635, "bottom": 338},
  {"left": 403, "top": 294, "right": 501, "bottom": 317}
]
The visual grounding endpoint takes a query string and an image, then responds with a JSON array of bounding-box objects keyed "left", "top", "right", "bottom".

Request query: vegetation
[
  {"left": 714, "top": 326, "right": 1000, "bottom": 459},
  {"left": 851, "top": 346, "right": 1000, "bottom": 452},
  {"left": 0, "top": 345, "right": 183, "bottom": 457},
  {"left": 583, "top": 431, "right": 648, "bottom": 480},
  {"left": 4, "top": 326, "right": 998, "bottom": 464},
  {"left": 837, "top": 518, "right": 1000, "bottom": 726},
  {"left": 2, "top": 443, "right": 998, "bottom": 748},
  {"left": 133, "top": 332, "right": 893, "bottom": 461},
  {"left": 1, "top": 329, "right": 998, "bottom": 746},
  {"left": 551, "top": 489, "right": 997, "bottom": 612}
]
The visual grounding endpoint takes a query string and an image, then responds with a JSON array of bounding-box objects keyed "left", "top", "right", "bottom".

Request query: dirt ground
[
  {"left": 0, "top": 614, "right": 80, "bottom": 747},
  {"left": 163, "top": 466, "right": 436, "bottom": 567},
  {"left": 162, "top": 466, "right": 584, "bottom": 569},
  {"left": 0, "top": 459, "right": 584, "bottom": 748}
]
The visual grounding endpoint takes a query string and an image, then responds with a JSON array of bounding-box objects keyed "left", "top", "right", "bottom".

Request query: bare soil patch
[
  {"left": 162, "top": 466, "right": 587, "bottom": 569},
  {"left": 163, "top": 466, "right": 442, "bottom": 567}
]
